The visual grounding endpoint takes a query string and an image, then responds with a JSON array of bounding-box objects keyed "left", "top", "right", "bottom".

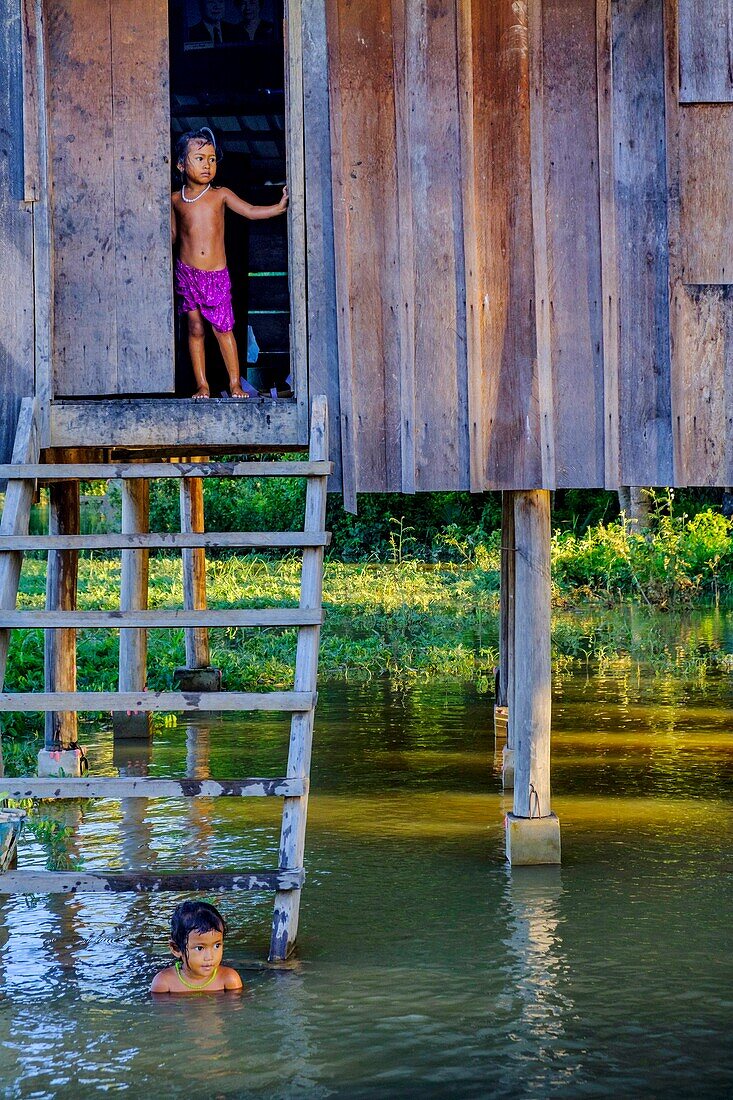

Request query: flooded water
[{"left": 0, "top": 666, "right": 732, "bottom": 1098}]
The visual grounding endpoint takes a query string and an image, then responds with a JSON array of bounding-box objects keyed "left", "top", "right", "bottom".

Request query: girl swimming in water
[{"left": 151, "top": 900, "right": 243, "bottom": 994}]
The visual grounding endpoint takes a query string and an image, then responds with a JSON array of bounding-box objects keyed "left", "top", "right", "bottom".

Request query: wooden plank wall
[
  {"left": 666, "top": 0, "right": 733, "bottom": 485},
  {"left": 44, "top": 0, "right": 173, "bottom": 397},
  {"left": 0, "top": 0, "right": 36, "bottom": 465}
]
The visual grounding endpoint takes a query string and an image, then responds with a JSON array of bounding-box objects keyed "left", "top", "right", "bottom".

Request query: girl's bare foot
[
  {"left": 230, "top": 383, "right": 248, "bottom": 399},
  {"left": 192, "top": 385, "right": 210, "bottom": 400}
]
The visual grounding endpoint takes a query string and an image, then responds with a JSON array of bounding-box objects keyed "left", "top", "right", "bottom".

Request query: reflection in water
[{"left": 0, "top": 658, "right": 731, "bottom": 1096}]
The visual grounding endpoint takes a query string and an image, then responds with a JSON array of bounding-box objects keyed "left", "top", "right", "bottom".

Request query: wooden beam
[
  {"left": 3, "top": 777, "right": 308, "bottom": 799},
  {"left": 0, "top": 532, "right": 331, "bottom": 551},
  {"left": 271, "top": 396, "right": 328, "bottom": 961},
  {"left": 180, "top": 459, "right": 210, "bottom": 669},
  {"left": 48, "top": 398, "right": 302, "bottom": 450},
  {"left": 117, "top": 477, "right": 149, "bottom": 733},
  {"left": 44, "top": 477, "right": 79, "bottom": 749},
  {"left": 0, "top": 399, "right": 40, "bottom": 778},
  {"left": 285, "top": 0, "right": 310, "bottom": 440},
  {"left": 0, "top": 690, "right": 316, "bottom": 712},
  {"left": 0, "top": 869, "right": 305, "bottom": 894},
  {"left": 0, "top": 460, "right": 333, "bottom": 480},
  {"left": 0, "top": 609, "right": 324, "bottom": 628},
  {"left": 498, "top": 491, "right": 515, "bottom": 714},
  {"left": 512, "top": 490, "right": 552, "bottom": 818}
]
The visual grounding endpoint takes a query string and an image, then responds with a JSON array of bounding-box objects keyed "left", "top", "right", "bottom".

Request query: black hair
[
  {"left": 170, "top": 900, "right": 227, "bottom": 959},
  {"left": 174, "top": 127, "right": 222, "bottom": 181}
]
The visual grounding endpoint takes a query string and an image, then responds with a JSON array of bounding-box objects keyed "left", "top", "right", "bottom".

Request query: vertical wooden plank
[
  {"left": 512, "top": 489, "right": 552, "bottom": 819},
  {"left": 302, "top": 0, "right": 343, "bottom": 487},
  {"left": 0, "top": 399, "right": 40, "bottom": 777},
  {"left": 284, "top": 0, "right": 310, "bottom": 443},
  {"left": 499, "top": 492, "right": 515, "bottom": 718},
  {"left": 402, "top": 0, "right": 469, "bottom": 490},
  {"left": 28, "top": 0, "right": 52, "bottom": 449},
  {"left": 390, "top": 0, "right": 416, "bottom": 494},
  {"left": 456, "top": 0, "right": 484, "bottom": 493},
  {"left": 115, "top": 478, "right": 150, "bottom": 737},
  {"left": 471, "top": 0, "right": 541, "bottom": 488},
  {"left": 326, "top": 0, "right": 402, "bottom": 495},
  {"left": 270, "top": 396, "right": 328, "bottom": 961},
  {"left": 679, "top": 0, "right": 733, "bottom": 103},
  {"left": 677, "top": 106, "right": 733, "bottom": 284},
  {"left": 527, "top": 0, "right": 555, "bottom": 488},
  {"left": 613, "top": 0, "right": 673, "bottom": 486},
  {"left": 596, "top": 0, "right": 620, "bottom": 488},
  {"left": 110, "top": 0, "right": 174, "bottom": 394},
  {"left": 45, "top": 0, "right": 117, "bottom": 396},
  {"left": 536, "top": 0, "right": 605, "bottom": 489},
  {"left": 180, "top": 463, "right": 210, "bottom": 670},
  {"left": 0, "top": 0, "right": 35, "bottom": 466},
  {"left": 44, "top": 479, "right": 79, "bottom": 749},
  {"left": 21, "top": 0, "right": 40, "bottom": 201}
]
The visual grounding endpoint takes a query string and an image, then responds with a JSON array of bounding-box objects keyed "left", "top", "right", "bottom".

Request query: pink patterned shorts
[{"left": 174, "top": 259, "right": 235, "bottom": 333}]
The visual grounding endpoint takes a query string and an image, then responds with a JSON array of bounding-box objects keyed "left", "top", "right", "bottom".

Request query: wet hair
[
  {"left": 170, "top": 900, "right": 227, "bottom": 959},
  {"left": 174, "top": 127, "right": 222, "bottom": 181}
]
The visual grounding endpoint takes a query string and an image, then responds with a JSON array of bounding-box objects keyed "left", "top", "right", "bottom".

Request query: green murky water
[{"left": 0, "top": 661, "right": 731, "bottom": 1097}]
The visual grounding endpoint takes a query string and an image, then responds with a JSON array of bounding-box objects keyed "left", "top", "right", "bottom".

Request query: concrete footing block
[
  {"left": 112, "top": 712, "right": 153, "bottom": 739},
  {"left": 494, "top": 705, "right": 508, "bottom": 742},
  {"left": 173, "top": 666, "right": 222, "bottom": 692},
  {"left": 505, "top": 812, "right": 561, "bottom": 866},
  {"left": 502, "top": 746, "right": 514, "bottom": 790},
  {"left": 37, "top": 747, "right": 88, "bottom": 778}
]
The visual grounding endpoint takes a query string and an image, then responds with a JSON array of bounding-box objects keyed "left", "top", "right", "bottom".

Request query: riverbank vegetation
[{"left": 4, "top": 483, "right": 733, "bottom": 766}]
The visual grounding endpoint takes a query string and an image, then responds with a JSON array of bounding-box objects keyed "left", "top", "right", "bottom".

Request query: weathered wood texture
[
  {"left": 271, "top": 395, "right": 328, "bottom": 961},
  {"left": 678, "top": 0, "right": 733, "bottom": 103},
  {"left": 0, "top": 1, "right": 35, "bottom": 468},
  {"left": 0, "top": 532, "right": 330, "bottom": 550},
  {"left": 512, "top": 490, "right": 552, "bottom": 819},
  {"left": 285, "top": 0, "right": 310, "bottom": 442},
  {"left": 0, "top": 690, "right": 316, "bottom": 712},
  {"left": 532, "top": 0, "right": 605, "bottom": 487},
  {"left": 44, "top": 479, "right": 78, "bottom": 748},
  {"left": 180, "top": 464, "right": 210, "bottom": 669},
  {"left": 0, "top": 400, "right": 40, "bottom": 777},
  {"left": 4, "top": 777, "right": 308, "bottom": 798},
  {"left": 0, "top": 460, "right": 333, "bottom": 480},
  {"left": 302, "top": 0, "right": 343, "bottom": 486},
  {"left": 0, "top": 609, "right": 323, "bottom": 628},
  {"left": 44, "top": 0, "right": 173, "bottom": 396},
  {"left": 611, "top": 0, "right": 673, "bottom": 486},
  {"left": 118, "top": 479, "right": 149, "bottom": 704},
  {"left": 665, "top": 0, "right": 733, "bottom": 485},
  {"left": 48, "top": 399, "right": 302, "bottom": 450},
  {"left": 0, "top": 868, "right": 305, "bottom": 894}
]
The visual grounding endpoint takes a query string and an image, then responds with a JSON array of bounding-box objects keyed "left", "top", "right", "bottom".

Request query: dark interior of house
[{"left": 169, "top": 0, "right": 291, "bottom": 399}]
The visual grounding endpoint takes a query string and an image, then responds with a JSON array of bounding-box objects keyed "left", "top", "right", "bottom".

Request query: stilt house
[{"left": 0, "top": 0, "right": 730, "bottom": 944}]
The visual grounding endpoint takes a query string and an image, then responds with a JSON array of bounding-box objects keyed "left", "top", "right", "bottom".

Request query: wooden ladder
[{"left": 0, "top": 395, "right": 330, "bottom": 961}]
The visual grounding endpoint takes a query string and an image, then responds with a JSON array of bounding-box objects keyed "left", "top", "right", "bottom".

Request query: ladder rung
[
  {"left": 0, "top": 461, "right": 333, "bottom": 480},
  {"left": 0, "top": 690, "right": 317, "bottom": 713},
  {"left": 0, "top": 532, "right": 331, "bottom": 551},
  {"left": 3, "top": 777, "right": 308, "bottom": 799},
  {"left": 0, "top": 609, "right": 323, "bottom": 629},
  {"left": 0, "top": 868, "right": 305, "bottom": 894}
]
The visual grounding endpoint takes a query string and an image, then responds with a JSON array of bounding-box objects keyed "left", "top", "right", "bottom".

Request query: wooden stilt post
[
  {"left": 113, "top": 478, "right": 151, "bottom": 738},
  {"left": 42, "top": 480, "right": 79, "bottom": 756},
  {"left": 173, "top": 458, "right": 221, "bottom": 692},
  {"left": 505, "top": 490, "right": 560, "bottom": 865},
  {"left": 270, "top": 396, "right": 328, "bottom": 961},
  {"left": 499, "top": 491, "right": 515, "bottom": 786},
  {"left": 0, "top": 399, "right": 40, "bottom": 779}
]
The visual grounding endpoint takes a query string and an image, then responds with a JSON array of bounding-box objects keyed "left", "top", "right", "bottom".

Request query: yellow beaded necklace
[{"left": 175, "top": 960, "right": 219, "bottom": 991}]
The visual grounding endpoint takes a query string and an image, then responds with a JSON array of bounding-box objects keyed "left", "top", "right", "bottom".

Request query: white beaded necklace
[{"left": 181, "top": 183, "right": 211, "bottom": 204}]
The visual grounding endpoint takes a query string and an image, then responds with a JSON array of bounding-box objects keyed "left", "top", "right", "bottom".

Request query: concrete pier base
[
  {"left": 505, "top": 812, "right": 561, "bottom": 866},
  {"left": 502, "top": 746, "right": 515, "bottom": 790},
  {"left": 494, "top": 705, "right": 508, "bottom": 742},
  {"left": 37, "top": 747, "right": 88, "bottom": 778},
  {"left": 173, "top": 666, "right": 222, "bottom": 692},
  {"left": 112, "top": 712, "right": 152, "bottom": 739}
]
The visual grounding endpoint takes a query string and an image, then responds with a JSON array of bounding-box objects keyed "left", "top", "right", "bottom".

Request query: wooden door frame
[{"left": 285, "top": 0, "right": 310, "bottom": 446}]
